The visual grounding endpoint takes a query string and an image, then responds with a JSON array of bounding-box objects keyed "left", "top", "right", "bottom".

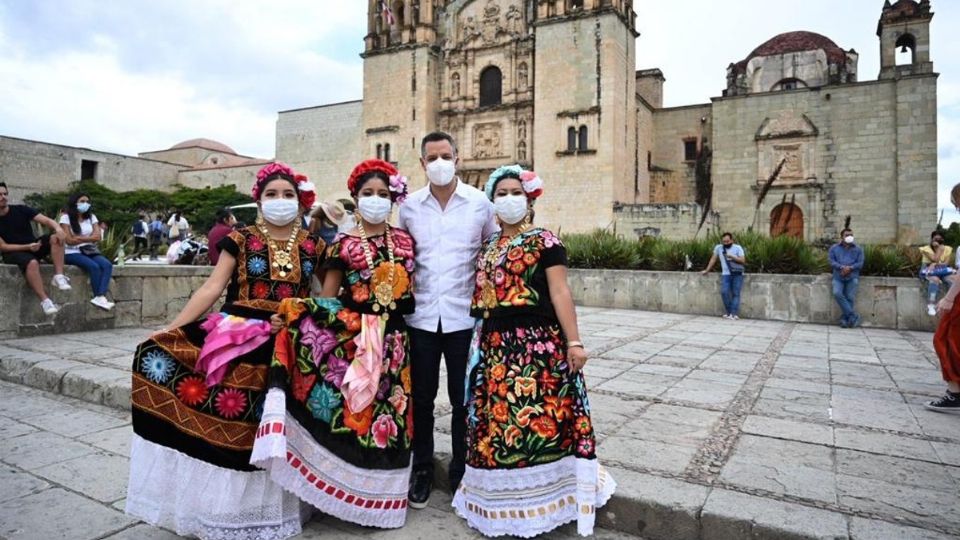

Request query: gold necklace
[
  {"left": 479, "top": 224, "right": 529, "bottom": 318},
  {"left": 357, "top": 221, "right": 397, "bottom": 317},
  {"left": 255, "top": 216, "right": 301, "bottom": 278}
]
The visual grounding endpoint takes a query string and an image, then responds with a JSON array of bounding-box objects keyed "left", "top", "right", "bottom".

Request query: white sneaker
[
  {"left": 928, "top": 303, "right": 937, "bottom": 316},
  {"left": 40, "top": 298, "right": 59, "bottom": 315},
  {"left": 51, "top": 274, "right": 72, "bottom": 290},
  {"left": 90, "top": 296, "right": 114, "bottom": 311},
  {"left": 731, "top": 315, "right": 741, "bottom": 320}
]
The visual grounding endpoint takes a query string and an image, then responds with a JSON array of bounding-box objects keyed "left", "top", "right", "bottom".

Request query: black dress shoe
[{"left": 408, "top": 469, "right": 432, "bottom": 509}]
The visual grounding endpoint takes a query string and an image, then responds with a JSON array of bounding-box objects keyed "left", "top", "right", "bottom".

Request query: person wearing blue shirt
[
  {"left": 828, "top": 228, "right": 865, "bottom": 328},
  {"left": 701, "top": 232, "right": 747, "bottom": 320}
]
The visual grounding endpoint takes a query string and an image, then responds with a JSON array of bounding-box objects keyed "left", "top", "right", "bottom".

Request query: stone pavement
[
  {"left": 0, "top": 381, "right": 638, "bottom": 540},
  {"left": 1, "top": 308, "right": 959, "bottom": 539}
]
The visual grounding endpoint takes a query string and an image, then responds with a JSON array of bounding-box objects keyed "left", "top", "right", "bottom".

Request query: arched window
[
  {"left": 570, "top": 0, "right": 584, "bottom": 9},
  {"left": 567, "top": 127, "right": 577, "bottom": 152},
  {"left": 393, "top": 1, "right": 405, "bottom": 26},
  {"left": 479, "top": 66, "right": 502, "bottom": 107},
  {"left": 578, "top": 126, "right": 588, "bottom": 151},
  {"left": 770, "top": 203, "right": 804, "bottom": 239},
  {"left": 772, "top": 78, "right": 806, "bottom": 92},
  {"left": 376, "top": 143, "right": 383, "bottom": 159},
  {"left": 896, "top": 34, "right": 916, "bottom": 66},
  {"left": 384, "top": 143, "right": 391, "bottom": 163}
]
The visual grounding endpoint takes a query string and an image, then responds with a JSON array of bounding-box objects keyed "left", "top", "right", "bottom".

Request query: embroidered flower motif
[
  {"left": 336, "top": 309, "right": 361, "bottom": 332},
  {"left": 574, "top": 415, "right": 592, "bottom": 436},
  {"left": 175, "top": 376, "right": 208, "bottom": 406},
  {"left": 307, "top": 384, "right": 338, "bottom": 423},
  {"left": 252, "top": 281, "right": 271, "bottom": 299},
  {"left": 247, "top": 256, "right": 268, "bottom": 276},
  {"left": 543, "top": 395, "right": 574, "bottom": 421},
  {"left": 515, "top": 405, "right": 537, "bottom": 428},
  {"left": 301, "top": 238, "right": 316, "bottom": 256},
  {"left": 299, "top": 317, "right": 339, "bottom": 368},
  {"left": 371, "top": 414, "right": 398, "bottom": 448},
  {"left": 292, "top": 372, "right": 316, "bottom": 403},
  {"left": 214, "top": 388, "right": 248, "bottom": 419},
  {"left": 247, "top": 235, "right": 265, "bottom": 252},
  {"left": 537, "top": 370, "right": 560, "bottom": 394},
  {"left": 504, "top": 425, "right": 523, "bottom": 448},
  {"left": 388, "top": 385, "right": 407, "bottom": 415},
  {"left": 275, "top": 283, "right": 294, "bottom": 299},
  {"left": 302, "top": 260, "right": 314, "bottom": 275},
  {"left": 324, "top": 353, "right": 350, "bottom": 388},
  {"left": 506, "top": 246, "right": 524, "bottom": 262},
  {"left": 343, "top": 403, "right": 373, "bottom": 436},
  {"left": 400, "top": 366, "right": 412, "bottom": 393},
  {"left": 351, "top": 283, "right": 370, "bottom": 304},
  {"left": 341, "top": 237, "right": 368, "bottom": 269},
  {"left": 577, "top": 438, "right": 595, "bottom": 456},
  {"left": 513, "top": 376, "right": 537, "bottom": 397},
  {"left": 141, "top": 350, "right": 175, "bottom": 384},
  {"left": 373, "top": 262, "right": 410, "bottom": 300},
  {"left": 392, "top": 230, "right": 414, "bottom": 259},
  {"left": 492, "top": 400, "right": 509, "bottom": 423},
  {"left": 388, "top": 332, "right": 405, "bottom": 373},
  {"left": 529, "top": 415, "right": 558, "bottom": 439},
  {"left": 490, "top": 364, "right": 507, "bottom": 382},
  {"left": 540, "top": 230, "right": 561, "bottom": 248}
]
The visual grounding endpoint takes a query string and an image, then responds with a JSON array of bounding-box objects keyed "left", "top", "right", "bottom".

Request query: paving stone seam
[
  {"left": 712, "top": 480, "right": 960, "bottom": 537},
  {"left": 896, "top": 330, "right": 941, "bottom": 368},
  {"left": 748, "top": 409, "right": 960, "bottom": 445},
  {"left": 683, "top": 323, "right": 797, "bottom": 482}
]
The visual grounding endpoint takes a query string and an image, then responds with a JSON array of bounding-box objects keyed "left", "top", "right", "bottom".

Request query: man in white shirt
[{"left": 398, "top": 132, "right": 498, "bottom": 507}]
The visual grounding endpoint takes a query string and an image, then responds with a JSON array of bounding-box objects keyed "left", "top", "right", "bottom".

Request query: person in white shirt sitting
[
  {"left": 59, "top": 192, "right": 114, "bottom": 310},
  {"left": 398, "top": 131, "right": 498, "bottom": 507}
]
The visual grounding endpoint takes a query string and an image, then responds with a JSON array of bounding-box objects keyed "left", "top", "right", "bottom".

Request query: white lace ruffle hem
[
  {"left": 125, "top": 435, "right": 306, "bottom": 540},
  {"left": 250, "top": 388, "right": 411, "bottom": 529},
  {"left": 451, "top": 456, "right": 616, "bottom": 538}
]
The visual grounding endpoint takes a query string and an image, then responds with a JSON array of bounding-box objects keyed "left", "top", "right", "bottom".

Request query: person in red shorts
[{"left": 926, "top": 181, "right": 960, "bottom": 414}]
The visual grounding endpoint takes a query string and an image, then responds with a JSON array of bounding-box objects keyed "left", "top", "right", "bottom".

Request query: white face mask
[
  {"left": 357, "top": 196, "right": 392, "bottom": 224},
  {"left": 844, "top": 235, "right": 855, "bottom": 244},
  {"left": 260, "top": 199, "right": 300, "bottom": 226},
  {"left": 494, "top": 195, "right": 529, "bottom": 225},
  {"left": 425, "top": 158, "right": 456, "bottom": 187}
]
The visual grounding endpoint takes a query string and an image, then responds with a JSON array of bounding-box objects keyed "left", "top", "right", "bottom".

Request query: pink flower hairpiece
[{"left": 388, "top": 174, "right": 409, "bottom": 204}]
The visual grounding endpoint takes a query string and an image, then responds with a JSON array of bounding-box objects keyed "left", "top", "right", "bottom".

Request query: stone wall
[
  {"left": 277, "top": 101, "right": 364, "bottom": 203},
  {"left": 649, "top": 104, "right": 712, "bottom": 204},
  {"left": 176, "top": 163, "right": 263, "bottom": 194},
  {"left": 568, "top": 268, "right": 938, "bottom": 332},
  {"left": 710, "top": 76, "right": 938, "bottom": 244},
  {"left": 0, "top": 264, "right": 213, "bottom": 339},
  {"left": 0, "top": 136, "right": 182, "bottom": 202},
  {"left": 613, "top": 203, "right": 720, "bottom": 239}
]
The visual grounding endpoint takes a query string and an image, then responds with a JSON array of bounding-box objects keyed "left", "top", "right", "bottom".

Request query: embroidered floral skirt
[
  {"left": 127, "top": 310, "right": 305, "bottom": 540},
  {"left": 251, "top": 298, "right": 413, "bottom": 529},
  {"left": 453, "top": 315, "right": 615, "bottom": 537}
]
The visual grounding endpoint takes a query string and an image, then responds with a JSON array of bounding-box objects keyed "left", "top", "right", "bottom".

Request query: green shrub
[
  {"left": 562, "top": 230, "right": 640, "bottom": 269},
  {"left": 646, "top": 237, "right": 713, "bottom": 271},
  {"left": 861, "top": 244, "right": 921, "bottom": 277},
  {"left": 745, "top": 234, "right": 829, "bottom": 275},
  {"left": 24, "top": 180, "right": 251, "bottom": 239}
]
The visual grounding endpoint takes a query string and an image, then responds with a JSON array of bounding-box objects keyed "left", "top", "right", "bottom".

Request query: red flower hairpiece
[
  {"left": 347, "top": 159, "right": 402, "bottom": 200},
  {"left": 252, "top": 162, "right": 315, "bottom": 209}
]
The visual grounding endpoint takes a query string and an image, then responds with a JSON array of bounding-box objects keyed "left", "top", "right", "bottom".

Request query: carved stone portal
[
  {"left": 474, "top": 123, "right": 502, "bottom": 159},
  {"left": 505, "top": 4, "right": 523, "bottom": 35}
]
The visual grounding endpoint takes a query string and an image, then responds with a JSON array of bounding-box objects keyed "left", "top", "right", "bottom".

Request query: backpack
[{"left": 132, "top": 221, "right": 145, "bottom": 235}]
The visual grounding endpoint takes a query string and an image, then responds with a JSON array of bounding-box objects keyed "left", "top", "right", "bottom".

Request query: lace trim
[
  {"left": 251, "top": 390, "right": 410, "bottom": 528},
  {"left": 452, "top": 457, "right": 616, "bottom": 538},
  {"left": 126, "top": 435, "right": 305, "bottom": 540}
]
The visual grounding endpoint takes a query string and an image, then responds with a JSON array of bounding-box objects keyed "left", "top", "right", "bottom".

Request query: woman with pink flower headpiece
[
  {"left": 250, "top": 158, "right": 418, "bottom": 529},
  {"left": 126, "top": 162, "right": 323, "bottom": 540},
  {"left": 452, "top": 165, "right": 616, "bottom": 537}
]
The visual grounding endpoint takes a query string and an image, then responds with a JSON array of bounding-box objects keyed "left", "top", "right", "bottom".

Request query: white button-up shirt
[{"left": 398, "top": 180, "right": 498, "bottom": 333}]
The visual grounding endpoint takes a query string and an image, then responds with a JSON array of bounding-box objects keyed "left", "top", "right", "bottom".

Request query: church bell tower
[{"left": 877, "top": 0, "right": 934, "bottom": 79}]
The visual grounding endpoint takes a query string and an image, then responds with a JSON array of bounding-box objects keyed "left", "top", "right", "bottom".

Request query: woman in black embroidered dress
[
  {"left": 126, "top": 163, "right": 323, "bottom": 540},
  {"left": 452, "top": 165, "right": 615, "bottom": 537},
  {"left": 252, "top": 159, "right": 416, "bottom": 528}
]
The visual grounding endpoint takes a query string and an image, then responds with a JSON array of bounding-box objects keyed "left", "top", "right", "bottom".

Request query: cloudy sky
[{"left": 1, "top": 0, "right": 957, "bottom": 222}]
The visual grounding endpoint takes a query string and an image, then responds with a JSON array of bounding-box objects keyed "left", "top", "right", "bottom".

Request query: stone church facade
[{"left": 279, "top": 0, "right": 938, "bottom": 244}]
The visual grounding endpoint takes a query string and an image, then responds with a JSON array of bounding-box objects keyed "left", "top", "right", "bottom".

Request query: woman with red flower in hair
[
  {"left": 126, "top": 162, "right": 324, "bottom": 540},
  {"left": 251, "top": 159, "right": 417, "bottom": 529},
  {"left": 454, "top": 165, "right": 615, "bottom": 537}
]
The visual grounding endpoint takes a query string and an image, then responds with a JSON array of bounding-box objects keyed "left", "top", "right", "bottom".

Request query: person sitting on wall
[
  {"left": 0, "top": 181, "right": 72, "bottom": 315},
  {"left": 700, "top": 232, "right": 747, "bottom": 320},
  {"left": 59, "top": 192, "right": 115, "bottom": 311},
  {"left": 919, "top": 230, "right": 955, "bottom": 317},
  {"left": 828, "top": 228, "right": 864, "bottom": 328}
]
